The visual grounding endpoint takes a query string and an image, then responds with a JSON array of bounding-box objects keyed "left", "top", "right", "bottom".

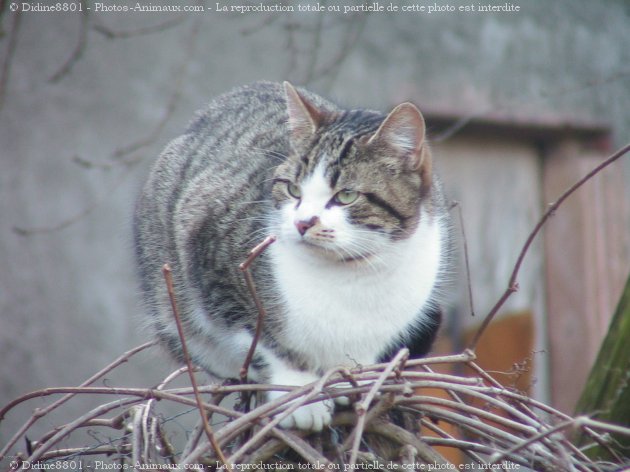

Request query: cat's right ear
[
  {"left": 368, "top": 102, "right": 427, "bottom": 172},
  {"left": 284, "top": 81, "right": 322, "bottom": 141}
]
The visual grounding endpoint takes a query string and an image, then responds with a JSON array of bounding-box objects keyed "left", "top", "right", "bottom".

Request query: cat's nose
[{"left": 295, "top": 216, "right": 320, "bottom": 236}]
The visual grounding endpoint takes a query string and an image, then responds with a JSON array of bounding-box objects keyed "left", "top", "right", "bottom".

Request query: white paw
[
  {"left": 267, "top": 367, "right": 334, "bottom": 431},
  {"left": 331, "top": 379, "right": 371, "bottom": 406},
  {"left": 277, "top": 398, "right": 334, "bottom": 431},
  {"left": 334, "top": 394, "right": 352, "bottom": 406}
]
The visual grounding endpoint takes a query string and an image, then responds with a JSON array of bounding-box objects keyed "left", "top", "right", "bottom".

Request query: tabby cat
[{"left": 134, "top": 81, "right": 452, "bottom": 431}]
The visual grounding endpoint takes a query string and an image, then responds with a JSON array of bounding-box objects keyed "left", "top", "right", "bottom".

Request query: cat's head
[{"left": 271, "top": 82, "right": 434, "bottom": 263}]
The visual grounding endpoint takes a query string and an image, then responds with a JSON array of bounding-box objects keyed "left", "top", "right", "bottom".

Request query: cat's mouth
[
  {"left": 297, "top": 238, "right": 376, "bottom": 265},
  {"left": 339, "top": 252, "right": 376, "bottom": 264}
]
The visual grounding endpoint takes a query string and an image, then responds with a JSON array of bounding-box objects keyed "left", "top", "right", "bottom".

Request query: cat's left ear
[
  {"left": 368, "top": 103, "right": 429, "bottom": 173},
  {"left": 284, "top": 81, "right": 323, "bottom": 141}
]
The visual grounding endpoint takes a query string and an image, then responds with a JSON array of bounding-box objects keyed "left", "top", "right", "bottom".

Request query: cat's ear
[
  {"left": 368, "top": 103, "right": 429, "bottom": 173},
  {"left": 284, "top": 81, "right": 323, "bottom": 140}
]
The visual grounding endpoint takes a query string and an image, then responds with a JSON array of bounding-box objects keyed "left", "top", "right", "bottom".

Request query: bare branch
[
  {"left": 239, "top": 235, "right": 276, "bottom": 382},
  {"left": 111, "top": 19, "right": 200, "bottom": 163},
  {"left": 468, "top": 142, "right": 630, "bottom": 350},
  {"left": 0, "top": 341, "right": 155, "bottom": 462},
  {"left": 347, "top": 349, "right": 409, "bottom": 469},
  {"left": 19, "top": 397, "right": 141, "bottom": 468},
  {"left": 162, "top": 264, "right": 231, "bottom": 468},
  {"left": 452, "top": 201, "right": 476, "bottom": 317},
  {"left": 0, "top": 10, "right": 21, "bottom": 110},
  {"left": 48, "top": 0, "right": 89, "bottom": 83},
  {"left": 93, "top": 16, "right": 186, "bottom": 39}
]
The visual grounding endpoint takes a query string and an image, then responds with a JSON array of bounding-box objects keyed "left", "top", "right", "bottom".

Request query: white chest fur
[{"left": 270, "top": 213, "right": 444, "bottom": 371}]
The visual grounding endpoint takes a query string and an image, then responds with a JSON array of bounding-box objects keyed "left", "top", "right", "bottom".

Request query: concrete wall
[{"left": 1, "top": 0, "right": 629, "bottom": 443}]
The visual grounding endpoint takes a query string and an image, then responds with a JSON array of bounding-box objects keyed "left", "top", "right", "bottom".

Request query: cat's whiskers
[
  {"left": 345, "top": 230, "right": 392, "bottom": 266},
  {"left": 236, "top": 200, "right": 271, "bottom": 210},
  {"left": 340, "top": 243, "right": 386, "bottom": 272},
  {"left": 236, "top": 215, "right": 268, "bottom": 225},
  {"left": 250, "top": 146, "right": 290, "bottom": 162},
  {"left": 260, "top": 175, "right": 285, "bottom": 185},
  {"left": 243, "top": 222, "right": 276, "bottom": 239},
  {"left": 311, "top": 231, "right": 387, "bottom": 272},
  {"left": 243, "top": 214, "right": 281, "bottom": 247}
]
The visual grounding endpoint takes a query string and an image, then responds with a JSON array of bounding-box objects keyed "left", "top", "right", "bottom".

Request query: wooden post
[{"left": 542, "top": 139, "right": 629, "bottom": 413}]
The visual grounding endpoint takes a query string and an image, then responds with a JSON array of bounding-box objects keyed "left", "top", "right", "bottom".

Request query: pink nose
[{"left": 295, "top": 216, "right": 320, "bottom": 236}]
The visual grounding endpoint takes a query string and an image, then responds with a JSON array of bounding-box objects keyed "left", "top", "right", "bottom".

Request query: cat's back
[
  {"left": 138, "top": 82, "right": 339, "bottom": 211},
  {"left": 157, "top": 82, "right": 289, "bottom": 185},
  {"left": 133, "top": 82, "right": 310, "bottom": 315}
]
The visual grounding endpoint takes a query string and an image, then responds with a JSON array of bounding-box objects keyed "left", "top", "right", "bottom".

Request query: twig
[
  {"left": 453, "top": 201, "right": 476, "bottom": 317},
  {"left": 303, "top": 8, "right": 324, "bottom": 83},
  {"left": 19, "top": 397, "right": 141, "bottom": 468},
  {"left": 340, "top": 393, "right": 396, "bottom": 452},
  {"left": 419, "top": 418, "right": 487, "bottom": 464},
  {"left": 33, "top": 444, "right": 133, "bottom": 462},
  {"left": 240, "top": 12, "right": 280, "bottom": 36},
  {"left": 93, "top": 16, "right": 186, "bottom": 39},
  {"left": 226, "top": 367, "right": 345, "bottom": 465},
  {"left": 421, "top": 363, "right": 485, "bottom": 428},
  {"left": 142, "top": 366, "right": 188, "bottom": 462},
  {"left": 398, "top": 395, "right": 538, "bottom": 436},
  {"left": 48, "top": 0, "right": 89, "bottom": 83},
  {"left": 355, "top": 350, "right": 476, "bottom": 373},
  {"left": 130, "top": 405, "right": 144, "bottom": 466},
  {"left": 490, "top": 417, "right": 580, "bottom": 467},
  {"left": 180, "top": 417, "right": 206, "bottom": 461},
  {"left": 180, "top": 379, "right": 227, "bottom": 460},
  {"left": 580, "top": 417, "right": 630, "bottom": 438},
  {"left": 0, "top": 341, "right": 155, "bottom": 461},
  {"left": 347, "top": 349, "right": 409, "bottom": 469},
  {"left": 238, "top": 424, "right": 337, "bottom": 467},
  {"left": 111, "top": 18, "right": 200, "bottom": 162},
  {"left": 1, "top": 386, "right": 204, "bottom": 411},
  {"left": 304, "top": 14, "right": 368, "bottom": 85},
  {"left": 366, "top": 419, "right": 450, "bottom": 466},
  {"left": 465, "top": 360, "right": 599, "bottom": 469},
  {"left": 161, "top": 264, "right": 231, "bottom": 468},
  {"left": 238, "top": 235, "right": 277, "bottom": 382},
  {"left": 333, "top": 411, "right": 450, "bottom": 466},
  {"left": 468, "top": 142, "right": 630, "bottom": 350},
  {"left": 12, "top": 163, "right": 133, "bottom": 236},
  {"left": 0, "top": 9, "right": 21, "bottom": 110}
]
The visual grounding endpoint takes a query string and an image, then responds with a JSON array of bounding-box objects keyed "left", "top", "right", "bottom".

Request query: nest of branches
[
  {"left": 2, "top": 343, "right": 630, "bottom": 471},
  {"left": 2, "top": 145, "right": 630, "bottom": 472}
]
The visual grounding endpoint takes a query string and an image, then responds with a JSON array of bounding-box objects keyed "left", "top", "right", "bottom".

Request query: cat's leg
[{"left": 178, "top": 321, "right": 333, "bottom": 431}]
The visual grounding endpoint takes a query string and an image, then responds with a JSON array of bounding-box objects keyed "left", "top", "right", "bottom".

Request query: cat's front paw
[
  {"left": 277, "top": 398, "right": 334, "bottom": 431},
  {"left": 332, "top": 379, "right": 371, "bottom": 406},
  {"left": 268, "top": 369, "right": 334, "bottom": 431},
  {"left": 334, "top": 394, "right": 352, "bottom": 407}
]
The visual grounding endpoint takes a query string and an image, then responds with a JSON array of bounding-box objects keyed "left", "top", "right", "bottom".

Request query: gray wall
[{"left": 2, "top": 0, "right": 629, "bottom": 445}]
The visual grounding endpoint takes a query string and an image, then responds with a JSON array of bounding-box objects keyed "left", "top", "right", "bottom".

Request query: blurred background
[{"left": 1, "top": 0, "right": 629, "bottom": 450}]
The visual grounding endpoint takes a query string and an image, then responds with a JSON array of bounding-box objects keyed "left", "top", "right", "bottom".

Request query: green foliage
[{"left": 575, "top": 273, "right": 630, "bottom": 460}]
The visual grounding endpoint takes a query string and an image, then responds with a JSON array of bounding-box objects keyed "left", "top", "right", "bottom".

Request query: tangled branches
[
  {"left": 2, "top": 144, "right": 630, "bottom": 471},
  {"left": 2, "top": 345, "right": 630, "bottom": 471}
]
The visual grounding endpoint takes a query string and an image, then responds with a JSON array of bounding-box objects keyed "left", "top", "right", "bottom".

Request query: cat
[{"left": 133, "top": 81, "right": 452, "bottom": 431}]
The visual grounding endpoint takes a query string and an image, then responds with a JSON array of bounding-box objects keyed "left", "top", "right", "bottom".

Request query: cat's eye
[
  {"left": 333, "top": 189, "right": 360, "bottom": 205},
  {"left": 287, "top": 182, "right": 302, "bottom": 199}
]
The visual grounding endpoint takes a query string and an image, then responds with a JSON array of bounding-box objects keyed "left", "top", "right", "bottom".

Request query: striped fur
[{"left": 134, "top": 82, "right": 452, "bottom": 430}]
